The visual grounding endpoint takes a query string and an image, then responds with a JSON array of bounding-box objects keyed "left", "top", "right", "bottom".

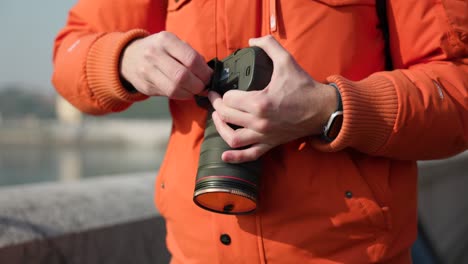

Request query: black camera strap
[{"left": 376, "top": 0, "right": 393, "bottom": 71}]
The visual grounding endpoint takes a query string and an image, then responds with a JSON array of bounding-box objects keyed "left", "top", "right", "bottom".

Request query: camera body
[
  {"left": 209, "top": 47, "right": 273, "bottom": 94},
  {"left": 194, "top": 47, "right": 273, "bottom": 215},
  {"left": 196, "top": 47, "right": 273, "bottom": 108}
]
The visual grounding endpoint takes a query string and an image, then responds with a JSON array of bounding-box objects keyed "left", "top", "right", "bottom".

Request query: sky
[{"left": 0, "top": 0, "right": 76, "bottom": 94}]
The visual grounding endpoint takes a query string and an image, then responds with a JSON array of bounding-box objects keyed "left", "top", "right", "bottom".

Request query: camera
[{"left": 193, "top": 47, "right": 273, "bottom": 215}]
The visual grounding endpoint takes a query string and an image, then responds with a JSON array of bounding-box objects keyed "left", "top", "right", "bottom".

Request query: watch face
[{"left": 326, "top": 113, "right": 343, "bottom": 140}]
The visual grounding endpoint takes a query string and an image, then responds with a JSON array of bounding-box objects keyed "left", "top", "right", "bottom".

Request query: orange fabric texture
[{"left": 52, "top": 0, "right": 468, "bottom": 263}]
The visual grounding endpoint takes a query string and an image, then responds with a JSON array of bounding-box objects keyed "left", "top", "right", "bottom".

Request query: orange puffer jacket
[{"left": 52, "top": 0, "right": 468, "bottom": 263}]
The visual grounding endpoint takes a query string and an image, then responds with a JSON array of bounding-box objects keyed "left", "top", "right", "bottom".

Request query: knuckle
[
  {"left": 253, "top": 98, "right": 271, "bottom": 115},
  {"left": 277, "top": 53, "right": 292, "bottom": 66},
  {"left": 165, "top": 82, "right": 178, "bottom": 97},
  {"left": 142, "top": 46, "right": 155, "bottom": 60},
  {"left": 218, "top": 111, "right": 229, "bottom": 122},
  {"left": 264, "top": 35, "right": 275, "bottom": 43},
  {"left": 138, "top": 82, "right": 152, "bottom": 94},
  {"left": 155, "top": 31, "right": 176, "bottom": 47},
  {"left": 166, "top": 90, "right": 177, "bottom": 98},
  {"left": 255, "top": 119, "right": 270, "bottom": 133},
  {"left": 227, "top": 136, "right": 239, "bottom": 148},
  {"left": 137, "top": 66, "right": 148, "bottom": 77},
  {"left": 156, "top": 31, "right": 171, "bottom": 41},
  {"left": 184, "top": 50, "right": 199, "bottom": 67},
  {"left": 250, "top": 149, "right": 262, "bottom": 160},
  {"left": 193, "top": 83, "right": 205, "bottom": 94},
  {"left": 173, "top": 67, "right": 190, "bottom": 84},
  {"left": 247, "top": 152, "right": 257, "bottom": 161}
]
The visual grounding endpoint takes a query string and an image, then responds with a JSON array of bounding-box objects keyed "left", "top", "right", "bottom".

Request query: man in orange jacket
[{"left": 52, "top": 0, "right": 468, "bottom": 263}]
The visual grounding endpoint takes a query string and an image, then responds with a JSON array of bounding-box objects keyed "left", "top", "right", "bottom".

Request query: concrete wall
[{"left": 0, "top": 173, "right": 170, "bottom": 264}]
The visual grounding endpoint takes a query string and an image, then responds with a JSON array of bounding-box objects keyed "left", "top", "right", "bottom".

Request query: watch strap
[
  {"left": 322, "top": 83, "right": 343, "bottom": 142},
  {"left": 329, "top": 83, "right": 343, "bottom": 112}
]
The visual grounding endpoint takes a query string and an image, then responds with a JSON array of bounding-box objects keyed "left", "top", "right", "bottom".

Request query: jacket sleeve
[
  {"left": 52, "top": 0, "right": 166, "bottom": 115},
  {"left": 313, "top": 0, "right": 468, "bottom": 160}
]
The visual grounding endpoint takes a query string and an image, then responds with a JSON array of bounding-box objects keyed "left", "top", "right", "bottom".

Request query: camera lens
[
  {"left": 193, "top": 114, "right": 260, "bottom": 214},
  {"left": 193, "top": 47, "right": 272, "bottom": 215}
]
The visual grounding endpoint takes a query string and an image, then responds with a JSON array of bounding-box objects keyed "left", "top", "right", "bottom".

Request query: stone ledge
[
  {"left": 0, "top": 173, "right": 158, "bottom": 247},
  {"left": 0, "top": 173, "right": 170, "bottom": 263},
  {"left": 0, "top": 216, "right": 170, "bottom": 264}
]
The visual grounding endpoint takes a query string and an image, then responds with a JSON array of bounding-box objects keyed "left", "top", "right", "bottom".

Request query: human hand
[
  {"left": 120, "top": 31, "right": 213, "bottom": 99},
  {"left": 208, "top": 35, "right": 338, "bottom": 163}
]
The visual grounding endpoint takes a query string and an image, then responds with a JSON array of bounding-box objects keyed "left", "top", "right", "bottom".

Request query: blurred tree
[
  {"left": 105, "top": 96, "right": 171, "bottom": 119},
  {"left": 0, "top": 85, "right": 56, "bottom": 119},
  {"left": 0, "top": 84, "right": 171, "bottom": 120}
]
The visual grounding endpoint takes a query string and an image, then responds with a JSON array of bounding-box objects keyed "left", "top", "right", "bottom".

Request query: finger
[
  {"left": 142, "top": 68, "right": 193, "bottom": 99},
  {"left": 153, "top": 52, "right": 206, "bottom": 95},
  {"left": 221, "top": 89, "right": 265, "bottom": 115},
  {"left": 248, "top": 35, "right": 291, "bottom": 65},
  {"left": 212, "top": 111, "right": 262, "bottom": 149},
  {"left": 208, "top": 92, "right": 255, "bottom": 128},
  {"left": 222, "top": 144, "right": 271, "bottom": 163},
  {"left": 160, "top": 33, "right": 213, "bottom": 85}
]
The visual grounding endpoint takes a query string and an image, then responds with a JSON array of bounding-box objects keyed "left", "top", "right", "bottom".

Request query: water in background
[
  {"left": 0, "top": 145, "right": 166, "bottom": 187},
  {"left": 0, "top": 117, "right": 172, "bottom": 187}
]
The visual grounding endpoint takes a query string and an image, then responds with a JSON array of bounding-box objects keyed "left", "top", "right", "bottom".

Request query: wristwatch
[{"left": 322, "top": 83, "right": 343, "bottom": 142}]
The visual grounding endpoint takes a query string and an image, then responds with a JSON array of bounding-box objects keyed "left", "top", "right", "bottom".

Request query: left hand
[{"left": 208, "top": 35, "right": 338, "bottom": 163}]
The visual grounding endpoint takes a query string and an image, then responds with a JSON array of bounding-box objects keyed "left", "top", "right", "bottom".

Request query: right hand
[{"left": 120, "top": 31, "right": 213, "bottom": 99}]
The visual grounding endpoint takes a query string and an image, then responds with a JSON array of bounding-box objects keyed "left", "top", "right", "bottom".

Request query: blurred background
[
  {"left": 0, "top": 1, "right": 467, "bottom": 264},
  {"left": 0, "top": 2, "right": 173, "bottom": 262},
  {"left": 0, "top": 0, "right": 172, "bottom": 187}
]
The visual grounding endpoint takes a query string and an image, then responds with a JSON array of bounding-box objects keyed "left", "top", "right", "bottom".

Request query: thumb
[{"left": 248, "top": 35, "right": 290, "bottom": 62}]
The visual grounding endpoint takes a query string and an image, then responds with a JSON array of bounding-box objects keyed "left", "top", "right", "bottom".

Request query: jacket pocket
[
  {"left": 255, "top": 149, "right": 392, "bottom": 262},
  {"left": 167, "top": 0, "right": 191, "bottom": 12},
  {"left": 330, "top": 160, "right": 391, "bottom": 233},
  {"left": 314, "top": 0, "right": 375, "bottom": 6}
]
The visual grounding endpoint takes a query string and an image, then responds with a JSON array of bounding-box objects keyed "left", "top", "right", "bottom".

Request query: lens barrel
[{"left": 194, "top": 114, "right": 261, "bottom": 214}]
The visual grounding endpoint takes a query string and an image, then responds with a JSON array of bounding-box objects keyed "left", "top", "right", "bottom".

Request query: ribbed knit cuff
[
  {"left": 311, "top": 74, "right": 398, "bottom": 154},
  {"left": 86, "top": 29, "right": 150, "bottom": 112}
]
